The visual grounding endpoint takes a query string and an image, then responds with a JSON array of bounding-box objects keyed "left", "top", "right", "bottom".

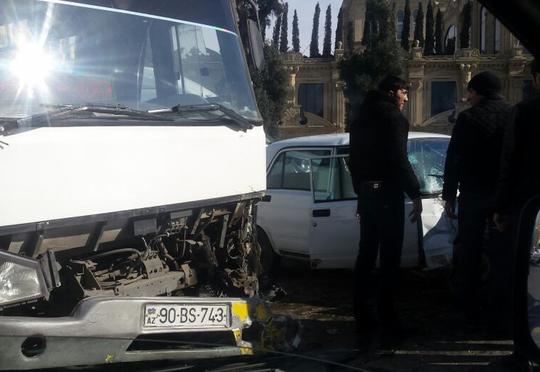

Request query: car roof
[
  {"left": 269, "top": 131, "right": 448, "bottom": 147},
  {"left": 266, "top": 132, "right": 450, "bottom": 167}
]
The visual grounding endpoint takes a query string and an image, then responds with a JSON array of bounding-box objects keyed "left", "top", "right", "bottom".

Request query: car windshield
[
  {"left": 0, "top": 0, "right": 261, "bottom": 122},
  {"left": 408, "top": 138, "right": 449, "bottom": 195}
]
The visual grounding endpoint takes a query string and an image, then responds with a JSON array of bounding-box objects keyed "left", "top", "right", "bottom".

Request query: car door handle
[{"left": 313, "top": 209, "right": 331, "bottom": 217}]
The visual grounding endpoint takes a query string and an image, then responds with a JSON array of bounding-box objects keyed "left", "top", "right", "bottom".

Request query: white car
[{"left": 257, "top": 132, "right": 456, "bottom": 271}]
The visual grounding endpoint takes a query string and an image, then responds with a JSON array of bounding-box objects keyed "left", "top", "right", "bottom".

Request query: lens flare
[{"left": 9, "top": 42, "right": 54, "bottom": 88}]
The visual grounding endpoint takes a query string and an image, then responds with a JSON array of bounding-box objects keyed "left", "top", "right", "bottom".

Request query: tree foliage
[
  {"left": 388, "top": 2, "right": 397, "bottom": 43},
  {"left": 361, "top": 0, "right": 391, "bottom": 48},
  {"left": 435, "top": 7, "right": 444, "bottom": 54},
  {"left": 401, "top": 0, "right": 411, "bottom": 50},
  {"left": 347, "top": 21, "right": 354, "bottom": 51},
  {"left": 335, "top": 7, "right": 343, "bottom": 50},
  {"left": 424, "top": 1, "right": 434, "bottom": 55},
  {"left": 272, "top": 14, "right": 282, "bottom": 49},
  {"left": 413, "top": 2, "right": 424, "bottom": 47},
  {"left": 279, "top": 3, "right": 289, "bottom": 53},
  {"left": 310, "top": 3, "right": 321, "bottom": 57},
  {"left": 292, "top": 9, "right": 300, "bottom": 52},
  {"left": 340, "top": 0, "right": 403, "bottom": 126},
  {"left": 361, "top": 0, "right": 372, "bottom": 46},
  {"left": 323, "top": 5, "right": 333, "bottom": 57},
  {"left": 250, "top": 46, "right": 288, "bottom": 136},
  {"left": 460, "top": 1, "right": 472, "bottom": 48},
  {"left": 255, "top": 0, "right": 283, "bottom": 41}
]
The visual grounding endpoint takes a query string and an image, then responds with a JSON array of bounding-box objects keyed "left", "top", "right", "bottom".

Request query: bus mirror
[{"left": 247, "top": 19, "right": 264, "bottom": 71}]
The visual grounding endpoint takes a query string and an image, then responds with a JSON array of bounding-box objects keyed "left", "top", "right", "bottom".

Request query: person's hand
[
  {"left": 444, "top": 201, "right": 458, "bottom": 219},
  {"left": 494, "top": 213, "right": 510, "bottom": 232},
  {"left": 409, "top": 198, "right": 423, "bottom": 223}
]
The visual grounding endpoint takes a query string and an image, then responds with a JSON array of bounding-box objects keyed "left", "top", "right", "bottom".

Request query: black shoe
[{"left": 355, "top": 309, "right": 379, "bottom": 333}]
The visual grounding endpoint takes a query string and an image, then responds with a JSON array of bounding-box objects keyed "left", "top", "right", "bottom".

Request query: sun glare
[{"left": 9, "top": 42, "right": 54, "bottom": 89}]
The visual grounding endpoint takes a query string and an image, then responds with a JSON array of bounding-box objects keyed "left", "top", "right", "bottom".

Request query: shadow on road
[{"left": 268, "top": 260, "right": 536, "bottom": 371}]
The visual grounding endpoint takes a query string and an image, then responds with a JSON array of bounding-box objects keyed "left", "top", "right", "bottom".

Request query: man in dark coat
[
  {"left": 494, "top": 59, "right": 540, "bottom": 227},
  {"left": 493, "top": 58, "right": 540, "bottom": 368},
  {"left": 349, "top": 75, "right": 422, "bottom": 331},
  {"left": 442, "top": 71, "right": 512, "bottom": 315}
]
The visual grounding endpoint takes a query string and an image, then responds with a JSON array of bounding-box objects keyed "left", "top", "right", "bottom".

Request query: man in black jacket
[
  {"left": 493, "top": 58, "right": 540, "bottom": 367},
  {"left": 349, "top": 76, "right": 422, "bottom": 331},
  {"left": 442, "top": 71, "right": 512, "bottom": 315},
  {"left": 494, "top": 59, "right": 540, "bottom": 227}
]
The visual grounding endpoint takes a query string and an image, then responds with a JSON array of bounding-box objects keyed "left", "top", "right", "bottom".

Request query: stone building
[{"left": 276, "top": 0, "right": 533, "bottom": 138}]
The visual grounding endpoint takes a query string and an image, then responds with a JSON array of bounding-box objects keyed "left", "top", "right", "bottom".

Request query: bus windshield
[{"left": 0, "top": 0, "right": 262, "bottom": 122}]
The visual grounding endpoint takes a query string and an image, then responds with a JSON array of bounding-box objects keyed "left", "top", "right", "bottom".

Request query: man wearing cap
[{"left": 442, "top": 71, "right": 512, "bottom": 317}]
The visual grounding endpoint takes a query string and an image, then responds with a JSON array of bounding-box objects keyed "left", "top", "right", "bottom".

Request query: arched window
[
  {"left": 480, "top": 6, "right": 488, "bottom": 53},
  {"left": 397, "top": 9, "right": 404, "bottom": 39},
  {"left": 445, "top": 25, "right": 457, "bottom": 54}
]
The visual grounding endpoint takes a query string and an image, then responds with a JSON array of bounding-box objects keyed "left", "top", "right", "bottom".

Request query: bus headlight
[{"left": 0, "top": 251, "right": 49, "bottom": 308}]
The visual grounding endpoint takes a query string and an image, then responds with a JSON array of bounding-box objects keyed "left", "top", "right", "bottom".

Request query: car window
[
  {"left": 267, "top": 153, "right": 285, "bottom": 189},
  {"left": 267, "top": 149, "right": 331, "bottom": 190},
  {"left": 312, "top": 156, "right": 357, "bottom": 202},
  {"left": 408, "top": 138, "right": 449, "bottom": 195}
]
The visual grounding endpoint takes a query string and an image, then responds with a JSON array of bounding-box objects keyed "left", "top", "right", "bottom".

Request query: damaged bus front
[{"left": 0, "top": 0, "right": 267, "bottom": 369}]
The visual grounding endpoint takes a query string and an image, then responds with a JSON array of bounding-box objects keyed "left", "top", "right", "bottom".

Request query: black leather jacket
[
  {"left": 442, "top": 97, "right": 512, "bottom": 204},
  {"left": 349, "top": 90, "right": 421, "bottom": 200},
  {"left": 495, "top": 94, "right": 540, "bottom": 213}
]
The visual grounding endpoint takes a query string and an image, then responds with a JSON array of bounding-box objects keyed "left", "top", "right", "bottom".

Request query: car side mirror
[{"left": 515, "top": 196, "right": 540, "bottom": 361}]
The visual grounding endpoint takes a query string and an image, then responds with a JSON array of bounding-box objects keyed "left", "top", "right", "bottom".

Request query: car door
[
  {"left": 307, "top": 155, "right": 359, "bottom": 269},
  {"left": 258, "top": 148, "right": 332, "bottom": 258},
  {"left": 408, "top": 137, "right": 456, "bottom": 268}
]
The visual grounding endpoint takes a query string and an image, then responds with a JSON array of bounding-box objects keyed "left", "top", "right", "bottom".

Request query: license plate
[{"left": 143, "top": 304, "right": 230, "bottom": 328}]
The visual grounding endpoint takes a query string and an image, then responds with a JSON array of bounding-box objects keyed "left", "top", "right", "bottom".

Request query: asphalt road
[{"left": 264, "top": 259, "right": 538, "bottom": 372}]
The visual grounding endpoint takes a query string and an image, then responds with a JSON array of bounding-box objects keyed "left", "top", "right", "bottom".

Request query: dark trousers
[
  {"left": 354, "top": 184, "right": 404, "bottom": 323},
  {"left": 452, "top": 192, "right": 495, "bottom": 309}
]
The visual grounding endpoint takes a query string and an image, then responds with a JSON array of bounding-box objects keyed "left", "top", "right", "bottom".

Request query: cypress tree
[
  {"left": 310, "top": 3, "right": 321, "bottom": 57},
  {"left": 292, "top": 9, "right": 300, "bottom": 53},
  {"left": 361, "top": 0, "right": 372, "bottom": 46},
  {"left": 250, "top": 45, "right": 288, "bottom": 136},
  {"left": 413, "top": 2, "right": 424, "bottom": 47},
  {"left": 424, "top": 0, "right": 434, "bottom": 55},
  {"left": 347, "top": 21, "right": 354, "bottom": 51},
  {"left": 401, "top": 0, "right": 411, "bottom": 50},
  {"left": 335, "top": 7, "right": 343, "bottom": 49},
  {"left": 323, "top": 5, "right": 332, "bottom": 57},
  {"left": 388, "top": 2, "right": 397, "bottom": 42},
  {"left": 362, "top": 0, "right": 395, "bottom": 48},
  {"left": 435, "top": 7, "right": 444, "bottom": 54},
  {"left": 272, "top": 14, "right": 282, "bottom": 50},
  {"left": 460, "top": 1, "right": 472, "bottom": 48},
  {"left": 339, "top": 0, "right": 403, "bottom": 128},
  {"left": 256, "top": 0, "right": 283, "bottom": 42},
  {"left": 279, "top": 3, "right": 289, "bottom": 53}
]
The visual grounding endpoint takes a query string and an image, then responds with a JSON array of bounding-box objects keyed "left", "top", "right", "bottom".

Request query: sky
[{"left": 267, "top": 0, "right": 343, "bottom": 56}]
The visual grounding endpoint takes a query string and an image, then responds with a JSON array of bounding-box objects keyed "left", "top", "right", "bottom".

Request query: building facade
[{"left": 276, "top": 0, "right": 533, "bottom": 138}]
